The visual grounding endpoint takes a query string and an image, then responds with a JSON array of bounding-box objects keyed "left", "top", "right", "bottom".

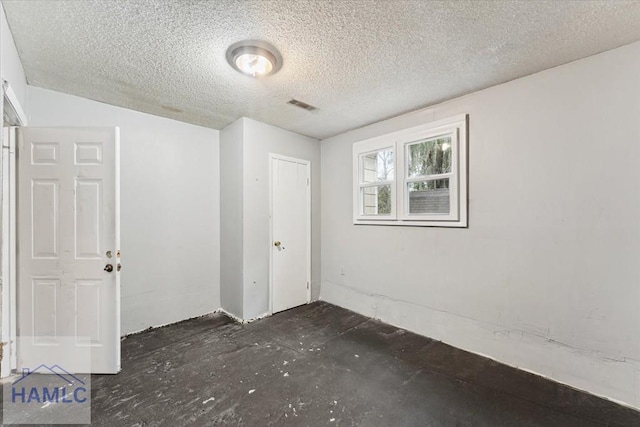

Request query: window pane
[
  {"left": 362, "top": 185, "right": 392, "bottom": 215},
  {"left": 362, "top": 149, "right": 394, "bottom": 183},
  {"left": 407, "top": 136, "right": 452, "bottom": 178},
  {"left": 408, "top": 179, "right": 450, "bottom": 214}
]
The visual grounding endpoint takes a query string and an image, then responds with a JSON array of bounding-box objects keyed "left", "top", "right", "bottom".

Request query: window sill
[{"left": 353, "top": 219, "right": 467, "bottom": 228}]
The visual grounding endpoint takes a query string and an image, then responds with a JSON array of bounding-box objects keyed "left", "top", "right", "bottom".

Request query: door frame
[
  {"left": 1, "top": 81, "right": 27, "bottom": 377},
  {"left": 268, "top": 153, "right": 311, "bottom": 315}
]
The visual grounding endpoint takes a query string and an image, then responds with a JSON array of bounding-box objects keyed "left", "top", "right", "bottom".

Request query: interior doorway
[{"left": 1, "top": 82, "right": 27, "bottom": 377}]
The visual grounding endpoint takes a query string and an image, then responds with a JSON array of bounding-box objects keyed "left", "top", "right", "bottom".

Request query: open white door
[
  {"left": 270, "top": 155, "right": 310, "bottom": 314},
  {"left": 17, "top": 127, "right": 120, "bottom": 373}
]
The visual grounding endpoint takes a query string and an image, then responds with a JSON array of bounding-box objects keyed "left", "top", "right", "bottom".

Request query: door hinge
[
  {"left": 307, "top": 281, "right": 310, "bottom": 289},
  {"left": 307, "top": 178, "right": 309, "bottom": 186}
]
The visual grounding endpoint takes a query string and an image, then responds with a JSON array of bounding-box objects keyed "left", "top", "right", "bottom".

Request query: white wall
[
  {"left": 219, "top": 119, "right": 244, "bottom": 318},
  {"left": 321, "top": 41, "right": 640, "bottom": 409},
  {"left": 220, "top": 117, "right": 321, "bottom": 321},
  {"left": 242, "top": 118, "right": 321, "bottom": 320},
  {"left": 1, "top": 5, "right": 27, "bottom": 111},
  {"left": 27, "top": 86, "right": 221, "bottom": 335}
]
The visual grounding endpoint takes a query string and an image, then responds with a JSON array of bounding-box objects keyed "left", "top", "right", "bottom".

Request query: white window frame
[
  {"left": 352, "top": 114, "right": 468, "bottom": 227},
  {"left": 353, "top": 142, "right": 397, "bottom": 221}
]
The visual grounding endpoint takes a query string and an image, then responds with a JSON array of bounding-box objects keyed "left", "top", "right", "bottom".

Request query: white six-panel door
[
  {"left": 18, "top": 127, "right": 120, "bottom": 373},
  {"left": 271, "top": 155, "right": 310, "bottom": 314}
]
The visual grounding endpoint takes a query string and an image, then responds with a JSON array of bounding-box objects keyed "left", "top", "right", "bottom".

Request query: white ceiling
[{"left": 4, "top": 0, "right": 640, "bottom": 139}]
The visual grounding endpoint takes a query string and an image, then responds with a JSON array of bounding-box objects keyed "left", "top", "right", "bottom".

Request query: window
[
  {"left": 358, "top": 147, "right": 395, "bottom": 217},
  {"left": 353, "top": 114, "right": 467, "bottom": 227}
]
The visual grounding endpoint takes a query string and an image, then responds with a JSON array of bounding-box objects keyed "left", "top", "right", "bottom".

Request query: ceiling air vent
[{"left": 287, "top": 99, "right": 317, "bottom": 111}]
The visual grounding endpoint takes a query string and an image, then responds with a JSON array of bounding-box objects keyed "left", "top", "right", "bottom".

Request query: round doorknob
[
  {"left": 274, "top": 241, "right": 281, "bottom": 247},
  {"left": 104, "top": 264, "right": 114, "bottom": 273}
]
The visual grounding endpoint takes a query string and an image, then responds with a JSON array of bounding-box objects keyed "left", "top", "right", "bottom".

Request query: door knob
[
  {"left": 274, "top": 241, "right": 281, "bottom": 247},
  {"left": 104, "top": 264, "right": 113, "bottom": 273}
]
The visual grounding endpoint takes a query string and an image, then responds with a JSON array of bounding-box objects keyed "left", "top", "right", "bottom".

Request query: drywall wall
[
  {"left": 220, "top": 119, "right": 244, "bottom": 319},
  {"left": 219, "top": 117, "right": 321, "bottom": 321},
  {"left": 1, "top": 6, "right": 27, "bottom": 111},
  {"left": 242, "top": 118, "right": 321, "bottom": 320},
  {"left": 320, "top": 41, "right": 640, "bottom": 408},
  {"left": 27, "top": 86, "right": 220, "bottom": 335}
]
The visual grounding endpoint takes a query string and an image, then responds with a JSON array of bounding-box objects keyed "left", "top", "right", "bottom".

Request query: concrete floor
[{"left": 47, "top": 302, "right": 640, "bottom": 425}]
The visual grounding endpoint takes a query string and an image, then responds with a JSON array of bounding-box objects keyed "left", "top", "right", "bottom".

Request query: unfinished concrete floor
[{"left": 86, "top": 301, "right": 638, "bottom": 426}]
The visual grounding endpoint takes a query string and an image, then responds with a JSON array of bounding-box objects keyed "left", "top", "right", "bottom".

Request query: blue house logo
[{"left": 11, "top": 365, "right": 88, "bottom": 404}]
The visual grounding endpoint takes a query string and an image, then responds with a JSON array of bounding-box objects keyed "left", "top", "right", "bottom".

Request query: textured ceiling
[{"left": 4, "top": 0, "right": 640, "bottom": 139}]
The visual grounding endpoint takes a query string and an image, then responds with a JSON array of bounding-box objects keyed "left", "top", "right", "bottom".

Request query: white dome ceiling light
[{"left": 226, "top": 40, "right": 282, "bottom": 78}]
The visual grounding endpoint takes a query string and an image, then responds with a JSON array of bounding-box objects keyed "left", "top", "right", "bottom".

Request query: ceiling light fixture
[{"left": 226, "top": 40, "right": 282, "bottom": 77}]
